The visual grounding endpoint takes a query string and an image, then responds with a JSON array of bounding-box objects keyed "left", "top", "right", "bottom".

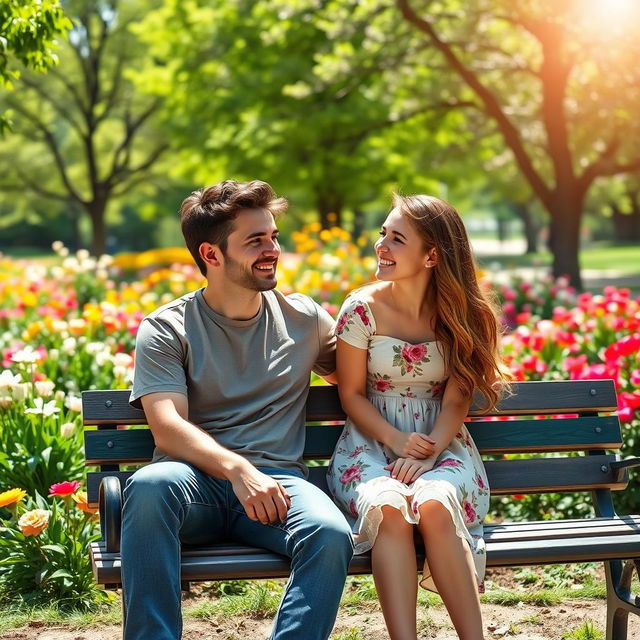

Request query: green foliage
[
  {"left": 0, "top": 492, "right": 106, "bottom": 610},
  {"left": 562, "top": 620, "right": 604, "bottom": 640},
  {"left": 0, "top": 368, "right": 84, "bottom": 497}
]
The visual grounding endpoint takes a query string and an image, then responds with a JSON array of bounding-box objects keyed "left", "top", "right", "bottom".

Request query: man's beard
[{"left": 223, "top": 254, "right": 278, "bottom": 292}]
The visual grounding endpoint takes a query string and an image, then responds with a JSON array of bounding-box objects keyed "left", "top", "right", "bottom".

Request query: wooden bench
[{"left": 83, "top": 379, "right": 640, "bottom": 640}]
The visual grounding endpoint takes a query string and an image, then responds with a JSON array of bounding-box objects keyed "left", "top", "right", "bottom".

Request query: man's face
[{"left": 221, "top": 208, "right": 280, "bottom": 291}]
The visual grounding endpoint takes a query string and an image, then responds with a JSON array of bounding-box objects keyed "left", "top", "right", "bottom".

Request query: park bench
[{"left": 83, "top": 379, "right": 640, "bottom": 640}]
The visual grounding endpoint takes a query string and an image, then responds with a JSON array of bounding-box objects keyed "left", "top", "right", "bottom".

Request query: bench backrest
[{"left": 82, "top": 379, "right": 623, "bottom": 508}]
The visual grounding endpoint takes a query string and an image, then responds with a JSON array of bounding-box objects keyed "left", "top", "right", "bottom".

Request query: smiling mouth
[
  {"left": 378, "top": 258, "right": 395, "bottom": 267},
  {"left": 254, "top": 261, "right": 277, "bottom": 274}
]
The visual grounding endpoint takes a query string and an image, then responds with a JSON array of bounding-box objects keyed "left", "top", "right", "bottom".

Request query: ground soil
[{"left": 2, "top": 568, "right": 639, "bottom": 640}]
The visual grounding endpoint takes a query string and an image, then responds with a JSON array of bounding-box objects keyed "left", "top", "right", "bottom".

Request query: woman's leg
[
  {"left": 371, "top": 505, "right": 418, "bottom": 640},
  {"left": 417, "top": 500, "right": 484, "bottom": 640}
]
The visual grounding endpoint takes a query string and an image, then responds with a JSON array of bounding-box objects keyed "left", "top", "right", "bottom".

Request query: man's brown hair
[{"left": 180, "top": 179, "right": 288, "bottom": 276}]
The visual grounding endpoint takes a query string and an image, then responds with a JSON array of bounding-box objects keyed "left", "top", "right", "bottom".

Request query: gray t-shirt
[{"left": 130, "top": 288, "right": 336, "bottom": 475}]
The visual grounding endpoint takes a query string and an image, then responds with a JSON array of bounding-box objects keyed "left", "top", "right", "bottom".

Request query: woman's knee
[
  {"left": 378, "top": 505, "right": 412, "bottom": 534},
  {"left": 417, "top": 500, "right": 455, "bottom": 536}
]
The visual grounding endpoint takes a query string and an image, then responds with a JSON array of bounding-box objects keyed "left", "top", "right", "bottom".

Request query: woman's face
[{"left": 373, "top": 208, "right": 434, "bottom": 281}]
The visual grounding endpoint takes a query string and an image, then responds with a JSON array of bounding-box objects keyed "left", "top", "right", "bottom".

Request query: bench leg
[{"left": 605, "top": 559, "right": 640, "bottom": 640}]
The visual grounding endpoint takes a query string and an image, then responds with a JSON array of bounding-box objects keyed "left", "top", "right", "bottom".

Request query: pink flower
[
  {"left": 435, "top": 458, "right": 462, "bottom": 469},
  {"left": 335, "top": 313, "right": 348, "bottom": 334},
  {"left": 475, "top": 474, "right": 487, "bottom": 490},
  {"left": 354, "top": 305, "right": 370, "bottom": 326},
  {"left": 412, "top": 501, "right": 419, "bottom": 515},
  {"left": 631, "top": 369, "right": 640, "bottom": 386},
  {"left": 340, "top": 465, "right": 362, "bottom": 486},
  {"left": 462, "top": 500, "right": 477, "bottom": 524},
  {"left": 349, "top": 499, "right": 359, "bottom": 518},
  {"left": 401, "top": 343, "right": 427, "bottom": 363},
  {"left": 375, "top": 379, "right": 392, "bottom": 392},
  {"left": 49, "top": 481, "right": 81, "bottom": 497}
]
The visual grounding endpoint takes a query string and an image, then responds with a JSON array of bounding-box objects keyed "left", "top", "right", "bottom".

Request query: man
[{"left": 122, "top": 179, "right": 354, "bottom": 640}]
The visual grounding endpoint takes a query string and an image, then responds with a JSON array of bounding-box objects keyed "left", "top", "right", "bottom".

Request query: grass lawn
[{"left": 477, "top": 242, "right": 640, "bottom": 274}]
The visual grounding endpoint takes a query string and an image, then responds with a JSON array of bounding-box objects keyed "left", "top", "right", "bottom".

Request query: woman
[{"left": 327, "top": 194, "right": 511, "bottom": 640}]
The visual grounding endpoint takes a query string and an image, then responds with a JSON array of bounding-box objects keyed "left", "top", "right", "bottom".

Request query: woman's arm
[{"left": 337, "top": 339, "right": 435, "bottom": 459}]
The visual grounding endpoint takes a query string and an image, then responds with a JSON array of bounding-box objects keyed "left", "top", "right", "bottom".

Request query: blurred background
[{"left": 1, "top": 0, "right": 639, "bottom": 291}]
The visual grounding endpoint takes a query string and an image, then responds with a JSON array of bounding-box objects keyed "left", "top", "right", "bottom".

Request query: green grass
[
  {"left": 478, "top": 242, "right": 640, "bottom": 275},
  {"left": 0, "top": 602, "right": 121, "bottom": 633},
  {"left": 561, "top": 620, "right": 604, "bottom": 640}
]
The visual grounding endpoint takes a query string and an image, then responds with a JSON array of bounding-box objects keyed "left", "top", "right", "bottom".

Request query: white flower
[
  {"left": 0, "top": 369, "right": 22, "bottom": 389},
  {"left": 77, "top": 249, "right": 90, "bottom": 261},
  {"left": 51, "top": 241, "right": 64, "bottom": 253},
  {"left": 12, "top": 383, "right": 28, "bottom": 402},
  {"left": 60, "top": 422, "right": 76, "bottom": 438},
  {"left": 11, "top": 347, "right": 40, "bottom": 364},
  {"left": 62, "top": 337, "right": 77, "bottom": 355},
  {"left": 85, "top": 341, "right": 106, "bottom": 355},
  {"left": 25, "top": 398, "right": 60, "bottom": 417},
  {"left": 113, "top": 353, "right": 133, "bottom": 368},
  {"left": 34, "top": 380, "right": 55, "bottom": 398},
  {"left": 0, "top": 394, "right": 13, "bottom": 408},
  {"left": 65, "top": 396, "right": 83, "bottom": 413}
]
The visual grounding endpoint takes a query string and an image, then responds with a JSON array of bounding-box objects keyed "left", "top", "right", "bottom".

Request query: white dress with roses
[{"left": 326, "top": 296, "right": 489, "bottom": 592}]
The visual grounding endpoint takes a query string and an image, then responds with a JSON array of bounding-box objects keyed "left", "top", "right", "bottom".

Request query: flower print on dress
[
  {"left": 336, "top": 301, "right": 372, "bottom": 336},
  {"left": 461, "top": 487, "right": 479, "bottom": 525},
  {"left": 348, "top": 445, "right": 372, "bottom": 459},
  {"left": 474, "top": 472, "right": 489, "bottom": 496},
  {"left": 338, "top": 460, "right": 370, "bottom": 492},
  {"left": 433, "top": 458, "right": 464, "bottom": 473},
  {"left": 349, "top": 499, "right": 359, "bottom": 518},
  {"left": 392, "top": 342, "right": 431, "bottom": 377},
  {"left": 371, "top": 373, "right": 394, "bottom": 393},
  {"left": 428, "top": 380, "right": 445, "bottom": 398},
  {"left": 400, "top": 388, "right": 416, "bottom": 398}
]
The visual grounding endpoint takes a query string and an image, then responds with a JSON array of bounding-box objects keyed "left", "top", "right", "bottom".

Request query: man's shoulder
[
  {"left": 267, "top": 290, "right": 320, "bottom": 317},
  {"left": 145, "top": 290, "right": 200, "bottom": 323}
]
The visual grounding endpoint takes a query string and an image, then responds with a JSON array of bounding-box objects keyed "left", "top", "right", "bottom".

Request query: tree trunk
[
  {"left": 512, "top": 202, "right": 540, "bottom": 254},
  {"left": 611, "top": 195, "right": 640, "bottom": 242},
  {"left": 316, "top": 192, "right": 343, "bottom": 229},
  {"left": 87, "top": 200, "right": 108, "bottom": 256},
  {"left": 548, "top": 195, "right": 583, "bottom": 290}
]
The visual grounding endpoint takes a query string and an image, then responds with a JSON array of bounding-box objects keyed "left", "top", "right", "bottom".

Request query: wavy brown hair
[{"left": 393, "top": 193, "right": 511, "bottom": 412}]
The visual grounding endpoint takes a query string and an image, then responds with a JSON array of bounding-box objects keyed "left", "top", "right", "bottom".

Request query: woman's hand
[
  {"left": 384, "top": 456, "right": 437, "bottom": 484},
  {"left": 388, "top": 430, "right": 436, "bottom": 459}
]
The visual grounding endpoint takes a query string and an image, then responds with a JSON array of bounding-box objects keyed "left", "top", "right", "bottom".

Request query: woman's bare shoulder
[{"left": 348, "top": 281, "right": 389, "bottom": 306}]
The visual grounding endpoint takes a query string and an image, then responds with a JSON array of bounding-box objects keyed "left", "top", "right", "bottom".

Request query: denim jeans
[{"left": 120, "top": 461, "right": 354, "bottom": 640}]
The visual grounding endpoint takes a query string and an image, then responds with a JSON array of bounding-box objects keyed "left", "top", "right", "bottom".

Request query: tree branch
[{"left": 396, "top": 0, "right": 552, "bottom": 209}]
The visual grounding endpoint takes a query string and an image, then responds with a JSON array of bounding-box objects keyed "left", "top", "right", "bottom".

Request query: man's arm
[{"left": 141, "top": 392, "right": 291, "bottom": 524}]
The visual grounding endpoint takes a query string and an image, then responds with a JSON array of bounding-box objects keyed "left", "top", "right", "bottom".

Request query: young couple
[{"left": 122, "top": 179, "right": 510, "bottom": 640}]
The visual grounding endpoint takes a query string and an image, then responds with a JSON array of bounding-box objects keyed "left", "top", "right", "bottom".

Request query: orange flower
[
  {"left": 72, "top": 491, "right": 98, "bottom": 515},
  {"left": 0, "top": 488, "right": 27, "bottom": 508},
  {"left": 18, "top": 509, "right": 50, "bottom": 536},
  {"left": 49, "top": 481, "right": 81, "bottom": 497}
]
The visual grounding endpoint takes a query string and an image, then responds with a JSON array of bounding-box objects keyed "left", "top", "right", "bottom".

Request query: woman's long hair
[{"left": 393, "top": 193, "right": 511, "bottom": 412}]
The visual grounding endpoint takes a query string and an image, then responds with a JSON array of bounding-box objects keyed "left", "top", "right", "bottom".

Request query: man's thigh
[
  {"left": 228, "top": 469, "right": 351, "bottom": 556},
  {"left": 125, "top": 460, "right": 231, "bottom": 546}
]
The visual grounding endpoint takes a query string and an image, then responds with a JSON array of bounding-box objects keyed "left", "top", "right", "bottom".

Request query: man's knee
[{"left": 123, "top": 462, "right": 190, "bottom": 515}]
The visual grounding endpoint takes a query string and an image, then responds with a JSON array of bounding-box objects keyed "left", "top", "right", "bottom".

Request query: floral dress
[{"left": 326, "top": 296, "right": 489, "bottom": 592}]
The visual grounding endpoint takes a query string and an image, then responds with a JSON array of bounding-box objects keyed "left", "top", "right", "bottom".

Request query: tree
[
  {"left": 133, "top": 0, "right": 472, "bottom": 230},
  {"left": 0, "top": 0, "right": 169, "bottom": 255},
  {"left": 396, "top": 0, "right": 640, "bottom": 288},
  {"left": 0, "top": 0, "right": 72, "bottom": 132}
]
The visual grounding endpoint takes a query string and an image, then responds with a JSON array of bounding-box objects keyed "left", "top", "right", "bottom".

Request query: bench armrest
[
  {"left": 99, "top": 476, "right": 123, "bottom": 553},
  {"left": 610, "top": 458, "right": 640, "bottom": 484}
]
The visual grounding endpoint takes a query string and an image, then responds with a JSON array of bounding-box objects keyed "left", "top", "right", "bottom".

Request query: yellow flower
[
  {"left": 72, "top": 491, "right": 99, "bottom": 515},
  {"left": 0, "top": 488, "right": 27, "bottom": 508},
  {"left": 18, "top": 509, "right": 50, "bottom": 536}
]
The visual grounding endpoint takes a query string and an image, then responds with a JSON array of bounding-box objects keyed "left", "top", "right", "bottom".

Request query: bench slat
[
  {"left": 84, "top": 415, "right": 621, "bottom": 465},
  {"left": 81, "top": 379, "right": 617, "bottom": 426},
  {"left": 85, "top": 454, "right": 625, "bottom": 507},
  {"left": 89, "top": 514, "right": 640, "bottom": 585}
]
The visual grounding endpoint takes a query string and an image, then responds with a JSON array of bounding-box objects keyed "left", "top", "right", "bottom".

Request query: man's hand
[
  {"left": 229, "top": 465, "right": 291, "bottom": 524},
  {"left": 385, "top": 456, "right": 437, "bottom": 484},
  {"left": 388, "top": 430, "right": 436, "bottom": 459}
]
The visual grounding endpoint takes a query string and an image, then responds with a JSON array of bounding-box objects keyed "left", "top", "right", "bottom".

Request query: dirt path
[{"left": 3, "top": 598, "right": 638, "bottom": 640}]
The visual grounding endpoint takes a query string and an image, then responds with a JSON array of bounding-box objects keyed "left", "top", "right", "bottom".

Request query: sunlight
[{"left": 581, "top": 0, "right": 638, "bottom": 33}]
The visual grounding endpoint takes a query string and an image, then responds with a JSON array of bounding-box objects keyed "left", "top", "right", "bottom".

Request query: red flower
[
  {"left": 336, "top": 313, "right": 348, "bottom": 334},
  {"left": 375, "top": 379, "right": 392, "bottom": 392},
  {"left": 462, "top": 500, "right": 477, "bottom": 524},
  {"left": 49, "top": 481, "right": 81, "bottom": 497},
  {"left": 349, "top": 499, "right": 359, "bottom": 518},
  {"left": 340, "top": 465, "right": 362, "bottom": 486},
  {"left": 354, "top": 305, "right": 370, "bottom": 326}
]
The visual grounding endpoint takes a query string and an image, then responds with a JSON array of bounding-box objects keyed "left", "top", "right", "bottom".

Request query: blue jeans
[{"left": 120, "top": 462, "right": 354, "bottom": 640}]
